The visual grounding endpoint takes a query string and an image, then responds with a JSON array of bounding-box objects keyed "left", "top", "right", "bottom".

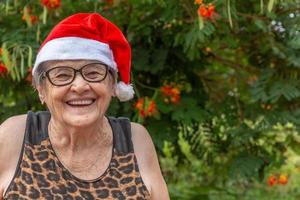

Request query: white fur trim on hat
[
  {"left": 33, "top": 37, "right": 117, "bottom": 75},
  {"left": 116, "top": 81, "right": 134, "bottom": 102}
]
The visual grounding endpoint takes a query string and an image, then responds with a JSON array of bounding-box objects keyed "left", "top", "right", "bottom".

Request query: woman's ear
[
  {"left": 39, "top": 96, "right": 45, "bottom": 105},
  {"left": 112, "top": 84, "right": 117, "bottom": 97},
  {"left": 109, "top": 72, "right": 117, "bottom": 97}
]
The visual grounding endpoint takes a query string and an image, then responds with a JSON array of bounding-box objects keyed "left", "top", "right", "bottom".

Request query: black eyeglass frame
[{"left": 40, "top": 62, "right": 109, "bottom": 86}]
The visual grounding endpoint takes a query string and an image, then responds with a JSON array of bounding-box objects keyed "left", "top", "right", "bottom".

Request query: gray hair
[{"left": 32, "top": 62, "right": 47, "bottom": 89}]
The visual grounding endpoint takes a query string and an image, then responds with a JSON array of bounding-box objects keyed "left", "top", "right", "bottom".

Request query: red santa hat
[{"left": 33, "top": 13, "right": 134, "bottom": 102}]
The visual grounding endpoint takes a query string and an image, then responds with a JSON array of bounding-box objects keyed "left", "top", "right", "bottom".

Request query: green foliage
[{"left": 161, "top": 118, "right": 300, "bottom": 199}]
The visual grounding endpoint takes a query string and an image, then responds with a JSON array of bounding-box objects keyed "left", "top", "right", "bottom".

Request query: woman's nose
[{"left": 70, "top": 72, "right": 90, "bottom": 93}]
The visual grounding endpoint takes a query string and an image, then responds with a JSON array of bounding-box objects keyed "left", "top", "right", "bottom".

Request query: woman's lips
[{"left": 66, "top": 99, "right": 96, "bottom": 106}]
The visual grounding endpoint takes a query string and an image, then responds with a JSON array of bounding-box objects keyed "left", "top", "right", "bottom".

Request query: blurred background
[{"left": 0, "top": 0, "right": 300, "bottom": 199}]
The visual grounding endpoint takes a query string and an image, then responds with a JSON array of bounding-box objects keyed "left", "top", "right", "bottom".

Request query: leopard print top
[{"left": 4, "top": 111, "right": 150, "bottom": 200}]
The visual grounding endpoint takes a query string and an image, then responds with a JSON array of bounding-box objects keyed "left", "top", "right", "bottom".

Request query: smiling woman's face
[{"left": 38, "top": 60, "right": 115, "bottom": 128}]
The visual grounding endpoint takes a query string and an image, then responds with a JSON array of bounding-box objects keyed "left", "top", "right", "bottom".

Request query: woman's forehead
[{"left": 43, "top": 59, "right": 102, "bottom": 69}]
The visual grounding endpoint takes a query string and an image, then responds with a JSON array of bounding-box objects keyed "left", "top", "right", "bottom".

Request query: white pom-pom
[{"left": 116, "top": 81, "right": 135, "bottom": 102}]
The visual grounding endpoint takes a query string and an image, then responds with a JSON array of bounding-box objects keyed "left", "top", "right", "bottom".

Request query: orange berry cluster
[
  {"left": 41, "top": 0, "right": 61, "bottom": 10},
  {"left": 22, "top": 15, "right": 38, "bottom": 24},
  {"left": 160, "top": 85, "right": 181, "bottom": 104},
  {"left": 0, "top": 48, "right": 31, "bottom": 80},
  {"left": 0, "top": 48, "right": 7, "bottom": 75},
  {"left": 195, "top": 0, "right": 215, "bottom": 18},
  {"left": 22, "top": 7, "right": 38, "bottom": 25},
  {"left": 135, "top": 97, "right": 158, "bottom": 118},
  {"left": 0, "top": 63, "right": 7, "bottom": 75},
  {"left": 261, "top": 103, "right": 272, "bottom": 110},
  {"left": 267, "top": 174, "right": 288, "bottom": 186},
  {"left": 26, "top": 67, "right": 33, "bottom": 82},
  {"left": 104, "top": 0, "right": 113, "bottom": 4}
]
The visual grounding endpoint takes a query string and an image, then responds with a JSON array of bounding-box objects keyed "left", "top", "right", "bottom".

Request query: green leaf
[
  {"left": 254, "top": 19, "right": 267, "bottom": 32},
  {"left": 267, "top": 0, "right": 275, "bottom": 12},
  {"left": 269, "top": 80, "right": 300, "bottom": 102},
  {"left": 23, "top": 6, "right": 32, "bottom": 27},
  {"left": 27, "top": 45, "right": 33, "bottom": 68},
  {"left": 198, "top": 15, "right": 204, "bottom": 30},
  {"left": 171, "top": 97, "right": 206, "bottom": 124},
  {"left": 260, "top": 0, "right": 264, "bottom": 14},
  {"left": 227, "top": 0, "right": 233, "bottom": 28},
  {"left": 289, "top": 36, "right": 300, "bottom": 50},
  {"left": 229, "top": 154, "right": 264, "bottom": 180}
]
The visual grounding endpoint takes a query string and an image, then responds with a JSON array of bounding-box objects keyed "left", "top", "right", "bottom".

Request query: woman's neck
[
  {"left": 48, "top": 116, "right": 111, "bottom": 152},
  {"left": 47, "top": 116, "right": 114, "bottom": 179}
]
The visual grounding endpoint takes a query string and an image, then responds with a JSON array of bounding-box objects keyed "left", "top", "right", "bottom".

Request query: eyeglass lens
[{"left": 46, "top": 63, "right": 107, "bottom": 86}]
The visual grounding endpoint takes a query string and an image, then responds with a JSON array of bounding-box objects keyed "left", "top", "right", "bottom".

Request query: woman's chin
[{"left": 62, "top": 111, "right": 101, "bottom": 128}]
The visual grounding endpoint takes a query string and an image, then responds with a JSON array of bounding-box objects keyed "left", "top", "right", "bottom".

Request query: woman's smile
[
  {"left": 64, "top": 95, "right": 100, "bottom": 115},
  {"left": 66, "top": 98, "right": 96, "bottom": 106}
]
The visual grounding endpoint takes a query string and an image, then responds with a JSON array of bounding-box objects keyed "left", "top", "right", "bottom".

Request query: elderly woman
[{"left": 0, "top": 13, "right": 169, "bottom": 200}]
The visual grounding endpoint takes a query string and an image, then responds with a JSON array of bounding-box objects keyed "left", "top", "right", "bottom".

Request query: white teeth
[{"left": 67, "top": 99, "right": 94, "bottom": 106}]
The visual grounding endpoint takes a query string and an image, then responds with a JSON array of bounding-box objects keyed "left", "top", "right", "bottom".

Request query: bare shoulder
[
  {"left": 0, "top": 114, "right": 27, "bottom": 142},
  {"left": 130, "top": 122, "right": 152, "bottom": 147},
  {"left": 0, "top": 114, "right": 27, "bottom": 192},
  {"left": 0, "top": 114, "right": 27, "bottom": 128},
  {"left": 130, "top": 122, "right": 159, "bottom": 171},
  {"left": 130, "top": 122, "right": 160, "bottom": 170},
  {"left": 130, "top": 122, "right": 170, "bottom": 200}
]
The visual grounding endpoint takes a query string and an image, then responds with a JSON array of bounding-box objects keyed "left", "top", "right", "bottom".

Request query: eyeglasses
[{"left": 41, "top": 62, "right": 109, "bottom": 86}]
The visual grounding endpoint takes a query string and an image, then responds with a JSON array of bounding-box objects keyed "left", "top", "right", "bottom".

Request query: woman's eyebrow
[
  {"left": 54, "top": 61, "right": 94, "bottom": 68},
  {"left": 48, "top": 62, "right": 75, "bottom": 68}
]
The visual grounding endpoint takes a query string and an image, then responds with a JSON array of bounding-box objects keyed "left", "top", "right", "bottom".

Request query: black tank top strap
[
  {"left": 107, "top": 116, "right": 134, "bottom": 154},
  {"left": 25, "top": 111, "right": 51, "bottom": 145},
  {"left": 25, "top": 111, "right": 133, "bottom": 153}
]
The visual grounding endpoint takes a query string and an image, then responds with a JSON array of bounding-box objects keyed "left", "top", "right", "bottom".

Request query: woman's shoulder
[
  {"left": 130, "top": 122, "right": 150, "bottom": 142},
  {"left": 130, "top": 122, "right": 157, "bottom": 157},
  {"left": 0, "top": 113, "right": 27, "bottom": 158},
  {"left": 130, "top": 122, "right": 159, "bottom": 167},
  {"left": 130, "top": 122, "right": 170, "bottom": 200},
  {"left": 0, "top": 114, "right": 27, "bottom": 188},
  {"left": 0, "top": 114, "right": 27, "bottom": 138}
]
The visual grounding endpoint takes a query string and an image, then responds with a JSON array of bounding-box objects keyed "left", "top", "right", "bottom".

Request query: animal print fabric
[{"left": 4, "top": 130, "right": 150, "bottom": 199}]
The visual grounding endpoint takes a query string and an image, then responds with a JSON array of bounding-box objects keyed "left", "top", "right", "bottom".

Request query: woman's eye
[
  {"left": 85, "top": 72, "right": 101, "bottom": 78},
  {"left": 55, "top": 73, "right": 72, "bottom": 79}
]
